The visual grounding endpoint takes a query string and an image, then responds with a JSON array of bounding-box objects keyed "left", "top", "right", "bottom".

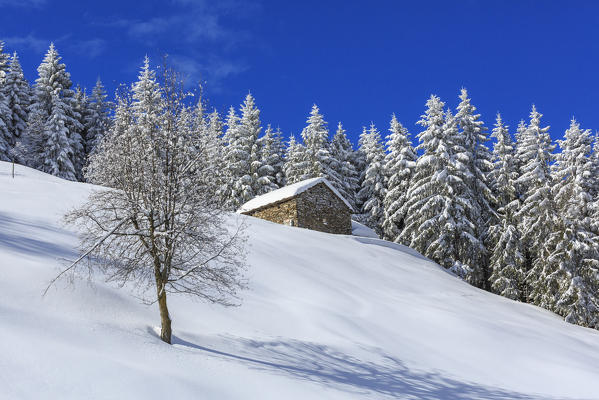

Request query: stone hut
[{"left": 237, "top": 177, "right": 353, "bottom": 235}]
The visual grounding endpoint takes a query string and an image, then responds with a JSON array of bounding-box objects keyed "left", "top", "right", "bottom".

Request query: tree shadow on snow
[
  {"left": 172, "top": 335, "right": 569, "bottom": 400},
  {"left": 0, "top": 212, "right": 77, "bottom": 259}
]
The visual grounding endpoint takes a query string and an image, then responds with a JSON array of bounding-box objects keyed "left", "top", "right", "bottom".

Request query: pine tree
[
  {"left": 1, "top": 53, "right": 30, "bottom": 149},
  {"left": 357, "top": 123, "right": 387, "bottom": 234},
  {"left": 514, "top": 119, "right": 530, "bottom": 198},
  {"left": 382, "top": 114, "right": 416, "bottom": 243},
  {"left": 24, "top": 43, "right": 80, "bottom": 180},
  {"left": 299, "top": 104, "right": 343, "bottom": 187},
  {"left": 547, "top": 119, "right": 599, "bottom": 328},
  {"left": 330, "top": 122, "right": 359, "bottom": 210},
  {"left": 0, "top": 41, "right": 10, "bottom": 84},
  {"left": 515, "top": 106, "right": 557, "bottom": 307},
  {"left": 283, "top": 134, "right": 308, "bottom": 184},
  {"left": 84, "top": 78, "right": 111, "bottom": 156},
  {"left": 488, "top": 114, "right": 525, "bottom": 300},
  {"left": 201, "top": 107, "right": 225, "bottom": 188},
  {"left": 401, "top": 96, "right": 479, "bottom": 280},
  {"left": 222, "top": 93, "right": 262, "bottom": 208},
  {"left": 0, "top": 82, "right": 10, "bottom": 160},
  {"left": 256, "top": 124, "right": 284, "bottom": 194},
  {"left": 221, "top": 97, "right": 258, "bottom": 210},
  {"left": 455, "top": 89, "right": 493, "bottom": 287},
  {"left": 71, "top": 86, "right": 88, "bottom": 180},
  {"left": 38, "top": 94, "right": 76, "bottom": 179},
  {"left": 353, "top": 126, "right": 371, "bottom": 220}
]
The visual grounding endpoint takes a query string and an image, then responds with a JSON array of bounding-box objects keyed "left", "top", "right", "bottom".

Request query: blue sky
[{"left": 1, "top": 0, "right": 598, "bottom": 145}]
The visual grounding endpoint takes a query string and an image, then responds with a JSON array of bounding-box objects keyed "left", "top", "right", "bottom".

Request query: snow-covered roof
[{"left": 237, "top": 177, "right": 353, "bottom": 214}]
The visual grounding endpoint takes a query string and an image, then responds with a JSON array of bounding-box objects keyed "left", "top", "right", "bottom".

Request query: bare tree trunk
[{"left": 157, "top": 281, "right": 172, "bottom": 344}]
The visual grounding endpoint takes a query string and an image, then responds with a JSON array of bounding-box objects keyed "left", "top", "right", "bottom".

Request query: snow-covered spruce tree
[
  {"left": 240, "top": 93, "right": 263, "bottom": 200},
  {"left": 0, "top": 41, "right": 10, "bottom": 83},
  {"left": 283, "top": 134, "right": 308, "bottom": 184},
  {"left": 514, "top": 119, "right": 530, "bottom": 198},
  {"left": 515, "top": 106, "right": 557, "bottom": 306},
  {"left": 547, "top": 119, "right": 599, "bottom": 328},
  {"left": 83, "top": 78, "right": 111, "bottom": 156},
  {"left": 487, "top": 114, "right": 525, "bottom": 300},
  {"left": 352, "top": 126, "right": 371, "bottom": 222},
  {"left": 330, "top": 122, "right": 359, "bottom": 211},
  {"left": 221, "top": 94, "right": 262, "bottom": 209},
  {"left": 590, "top": 133, "right": 599, "bottom": 200},
  {"left": 299, "top": 104, "right": 343, "bottom": 187},
  {"left": 1, "top": 53, "right": 30, "bottom": 152},
  {"left": 38, "top": 94, "right": 76, "bottom": 180},
  {"left": 0, "top": 86, "right": 11, "bottom": 161},
  {"left": 221, "top": 106, "right": 242, "bottom": 208},
  {"left": 255, "top": 124, "right": 284, "bottom": 194},
  {"left": 455, "top": 89, "right": 494, "bottom": 287},
  {"left": 271, "top": 127, "right": 286, "bottom": 187},
  {"left": 201, "top": 107, "right": 225, "bottom": 188},
  {"left": 382, "top": 114, "right": 416, "bottom": 243},
  {"left": 71, "top": 86, "right": 88, "bottom": 180},
  {"left": 24, "top": 43, "right": 80, "bottom": 179},
  {"left": 357, "top": 123, "right": 387, "bottom": 234},
  {"left": 400, "top": 96, "right": 481, "bottom": 281},
  {"left": 59, "top": 60, "right": 247, "bottom": 345}
]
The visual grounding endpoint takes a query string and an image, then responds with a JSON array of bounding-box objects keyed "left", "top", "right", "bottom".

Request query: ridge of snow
[{"left": 237, "top": 177, "right": 353, "bottom": 213}]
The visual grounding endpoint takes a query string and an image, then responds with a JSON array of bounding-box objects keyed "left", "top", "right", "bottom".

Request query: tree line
[{"left": 2, "top": 42, "right": 597, "bottom": 332}]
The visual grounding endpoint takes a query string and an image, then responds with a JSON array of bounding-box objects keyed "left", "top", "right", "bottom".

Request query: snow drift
[{"left": 1, "top": 161, "right": 599, "bottom": 400}]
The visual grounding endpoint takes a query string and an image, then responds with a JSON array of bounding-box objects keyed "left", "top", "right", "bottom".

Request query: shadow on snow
[
  {"left": 0, "top": 212, "right": 77, "bottom": 259},
  {"left": 171, "top": 334, "right": 568, "bottom": 400}
]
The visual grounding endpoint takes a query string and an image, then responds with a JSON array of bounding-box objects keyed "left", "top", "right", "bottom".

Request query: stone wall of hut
[
  {"left": 245, "top": 198, "right": 299, "bottom": 227},
  {"left": 296, "top": 182, "right": 352, "bottom": 235}
]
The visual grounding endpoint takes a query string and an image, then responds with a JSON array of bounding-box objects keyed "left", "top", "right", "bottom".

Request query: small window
[
  {"left": 285, "top": 219, "right": 295, "bottom": 226},
  {"left": 322, "top": 218, "right": 328, "bottom": 225}
]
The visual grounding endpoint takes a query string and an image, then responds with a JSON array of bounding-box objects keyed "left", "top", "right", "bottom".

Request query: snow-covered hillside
[{"left": 1, "top": 161, "right": 599, "bottom": 400}]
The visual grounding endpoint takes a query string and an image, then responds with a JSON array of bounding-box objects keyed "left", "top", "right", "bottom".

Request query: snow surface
[
  {"left": 237, "top": 177, "right": 353, "bottom": 213},
  {"left": 351, "top": 220, "right": 379, "bottom": 238},
  {"left": 2, "top": 161, "right": 599, "bottom": 400}
]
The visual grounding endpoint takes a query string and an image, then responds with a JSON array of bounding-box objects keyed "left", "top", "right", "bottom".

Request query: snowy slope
[{"left": 1, "top": 161, "right": 599, "bottom": 400}]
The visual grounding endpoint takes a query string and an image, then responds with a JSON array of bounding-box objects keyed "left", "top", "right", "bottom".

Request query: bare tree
[{"left": 53, "top": 58, "right": 247, "bottom": 344}]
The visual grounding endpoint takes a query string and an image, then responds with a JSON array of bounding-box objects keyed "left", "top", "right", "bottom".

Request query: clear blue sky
[{"left": 1, "top": 0, "right": 598, "bottom": 145}]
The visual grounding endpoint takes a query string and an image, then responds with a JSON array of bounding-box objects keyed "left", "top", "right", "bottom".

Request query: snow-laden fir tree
[
  {"left": 515, "top": 106, "right": 557, "bottom": 307},
  {"left": 71, "top": 86, "right": 88, "bottom": 180},
  {"left": 400, "top": 96, "right": 480, "bottom": 281},
  {"left": 351, "top": 126, "right": 374, "bottom": 224},
  {"left": 221, "top": 93, "right": 262, "bottom": 208},
  {"left": 0, "top": 84, "right": 11, "bottom": 161},
  {"left": 283, "top": 134, "right": 308, "bottom": 184},
  {"left": 255, "top": 124, "right": 284, "bottom": 194},
  {"left": 0, "top": 41, "right": 10, "bottom": 83},
  {"left": 357, "top": 123, "right": 387, "bottom": 235},
  {"left": 84, "top": 78, "right": 111, "bottom": 156},
  {"left": 240, "top": 93, "right": 263, "bottom": 199},
  {"left": 382, "top": 114, "right": 416, "bottom": 243},
  {"left": 221, "top": 95, "right": 263, "bottom": 210},
  {"left": 455, "top": 89, "right": 494, "bottom": 287},
  {"left": 23, "top": 43, "right": 80, "bottom": 180},
  {"left": 330, "top": 122, "right": 359, "bottom": 211},
  {"left": 38, "top": 94, "right": 76, "bottom": 179},
  {"left": 547, "top": 119, "right": 599, "bottom": 328},
  {"left": 200, "top": 107, "right": 225, "bottom": 188},
  {"left": 487, "top": 114, "right": 525, "bottom": 300},
  {"left": 298, "top": 104, "right": 343, "bottom": 188},
  {"left": 1, "top": 53, "right": 30, "bottom": 152},
  {"left": 514, "top": 119, "right": 530, "bottom": 198}
]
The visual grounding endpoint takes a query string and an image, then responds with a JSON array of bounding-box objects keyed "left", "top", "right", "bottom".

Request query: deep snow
[{"left": 1, "top": 161, "right": 599, "bottom": 400}]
